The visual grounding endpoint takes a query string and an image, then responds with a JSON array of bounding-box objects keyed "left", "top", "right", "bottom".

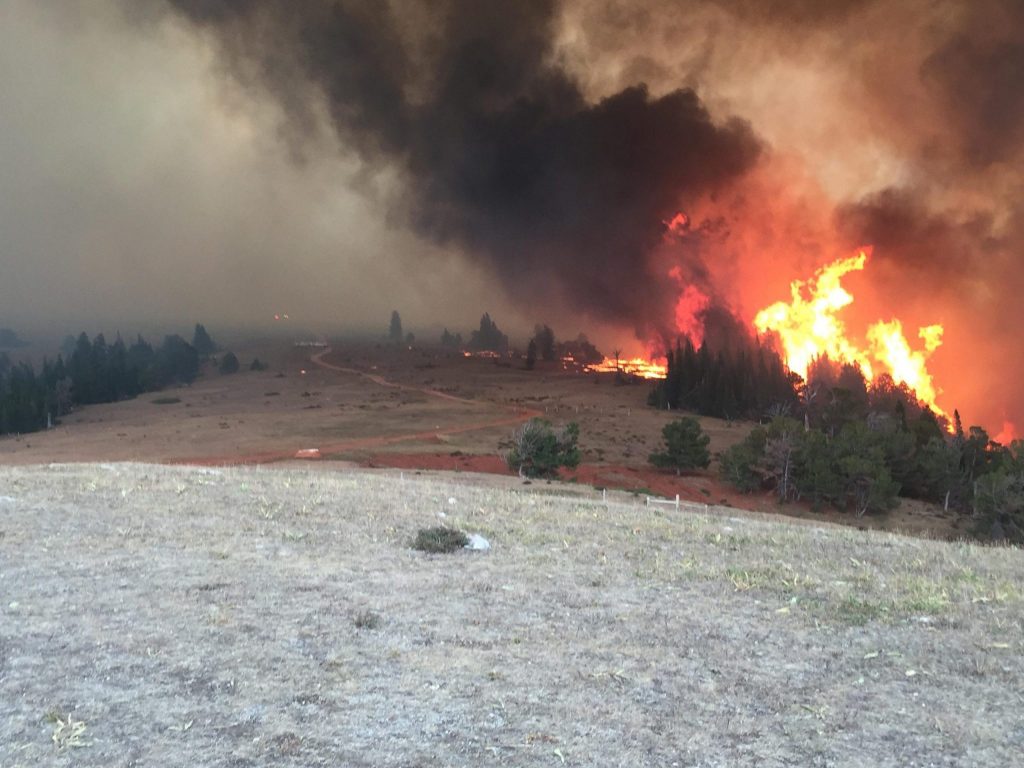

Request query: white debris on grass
[{"left": 464, "top": 533, "right": 491, "bottom": 551}]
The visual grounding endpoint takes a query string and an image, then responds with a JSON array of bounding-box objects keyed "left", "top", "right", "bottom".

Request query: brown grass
[{"left": 0, "top": 462, "right": 1021, "bottom": 766}]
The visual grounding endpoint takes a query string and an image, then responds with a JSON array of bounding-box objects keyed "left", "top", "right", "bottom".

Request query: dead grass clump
[
  {"left": 45, "top": 711, "right": 90, "bottom": 750},
  {"left": 413, "top": 526, "right": 468, "bottom": 553}
]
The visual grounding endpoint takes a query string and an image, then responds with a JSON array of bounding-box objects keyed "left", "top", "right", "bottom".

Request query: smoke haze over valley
[{"left": 2, "top": 0, "right": 1023, "bottom": 430}]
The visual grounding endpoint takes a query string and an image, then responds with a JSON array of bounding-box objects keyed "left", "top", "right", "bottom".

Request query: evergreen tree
[
  {"left": 388, "top": 311, "right": 403, "bottom": 343},
  {"left": 525, "top": 339, "right": 537, "bottom": 370},
  {"left": 506, "top": 420, "right": 580, "bottom": 478},
  {"left": 69, "top": 333, "right": 94, "bottom": 404},
  {"left": 651, "top": 336, "right": 796, "bottom": 420},
  {"left": 468, "top": 313, "right": 509, "bottom": 353},
  {"left": 440, "top": 328, "right": 464, "bottom": 348},
  {"left": 154, "top": 335, "right": 200, "bottom": 386},
  {"left": 719, "top": 426, "right": 766, "bottom": 492},
  {"left": 831, "top": 422, "right": 901, "bottom": 515},
  {"left": 90, "top": 333, "right": 111, "bottom": 403},
  {"left": 650, "top": 417, "right": 711, "bottom": 474},
  {"left": 192, "top": 323, "right": 217, "bottom": 356},
  {"left": 0, "top": 326, "right": 216, "bottom": 437},
  {"left": 219, "top": 352, "right": 240, "bottom": 374},
  {"left": 532, "top": 324, "right": 556, "bottom": 362}
]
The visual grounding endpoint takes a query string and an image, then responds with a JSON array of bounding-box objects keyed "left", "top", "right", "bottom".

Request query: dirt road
[{"left": 170, "top": 349, "right": 541, "bottom": 466}]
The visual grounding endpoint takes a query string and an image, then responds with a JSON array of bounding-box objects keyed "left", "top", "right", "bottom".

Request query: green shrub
[
  {"left": 972, "top": 471, "right": 1024, "bottom": 543},
  {"left": 650, "top": 417, "right": 711, "bottom": 474},
  {"left": 151, "top": 396, "right": 181, "bottom": 405},
  {"left": 506, "top": 419, "right": 580, "bottom": 478},
  {"left": 413, "top": 526, "right": 468, "bottom": 553},
  {"left": 719, "top": 440, "right": 762, "bottom": 492}
]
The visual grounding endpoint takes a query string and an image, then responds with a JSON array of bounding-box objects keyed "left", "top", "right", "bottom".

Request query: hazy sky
[
  {"left": 2, "top": 1, "right": 1022, "bottom": 429},
  {"left": 0, "top": 2, "right": 521, "bottom": 338}
]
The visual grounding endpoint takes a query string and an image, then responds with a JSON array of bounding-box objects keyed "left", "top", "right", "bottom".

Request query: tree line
[
  {"left": 0, "top": 325, "right": 214, "bottom": 437},
  {"left": 648, "top": 336, "right": 798, "bottom": 420},
  {"left": 643, "top": 344, "right": 1023, "bottom": 541},
  {"left": 710, "top": 354, "right": 1024, "bottom": 541}
]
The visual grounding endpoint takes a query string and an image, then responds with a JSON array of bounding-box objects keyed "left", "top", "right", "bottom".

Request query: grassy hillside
[{"left": 1, "top": 464, "right": 1021, "bottom": 766}]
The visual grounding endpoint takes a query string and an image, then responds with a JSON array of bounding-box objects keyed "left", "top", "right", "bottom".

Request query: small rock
[{"left": 464, "top": 534, "right": 491, "bottom": 552}]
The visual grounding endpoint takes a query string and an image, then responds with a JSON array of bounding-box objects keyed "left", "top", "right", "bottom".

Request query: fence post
[{"left": 675, "top": 494, "right": 680, "bottom": 510}]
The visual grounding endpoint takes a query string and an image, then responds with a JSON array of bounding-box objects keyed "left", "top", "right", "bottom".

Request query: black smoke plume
[{"left": 163, "top": 0, "right": 760, "bottom": 342}]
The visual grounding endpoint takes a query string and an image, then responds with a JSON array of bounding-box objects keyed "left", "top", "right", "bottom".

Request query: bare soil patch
[{"left": 1, "top": 463, "right": 1021, "bottom": 767}]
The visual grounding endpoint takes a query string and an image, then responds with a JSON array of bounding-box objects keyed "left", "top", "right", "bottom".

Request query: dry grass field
[
  {"left": 2, "top": 463, "right": 1022, "bottom": 766},
  {"left": 0, "top": 340, "right": 967, "bottom": 539}
]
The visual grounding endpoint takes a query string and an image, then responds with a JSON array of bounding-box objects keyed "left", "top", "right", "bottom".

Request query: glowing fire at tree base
[{"left": 585, "top": 357, "right": 667, "bottom": 379}]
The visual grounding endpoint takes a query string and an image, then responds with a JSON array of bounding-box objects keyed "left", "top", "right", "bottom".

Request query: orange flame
[
  {"left": 754, "top": 249, "right": 945, "bottom": 415},
  {"left": 586, "top": 356, "right": 667, "bottom": 379},
  {"left": 865, "top": 320, "right": 942, "bottom": 412},
  {"left": 995, "top": 420, "right": 1017, "bottom": 445},
  {"left": 662, "top": 212, "right": 690, "bottom": 240},
  {"left": 668, "top": 266, "right": 711, "bottom": 348},
  {"left": 754, "top": 251, "right": 873, "bottom": 379}
]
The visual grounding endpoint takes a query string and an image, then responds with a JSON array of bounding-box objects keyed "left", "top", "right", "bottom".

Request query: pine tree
[
  {"left": 219, "top": 351, "right": 240, "bottom": 374},
  {"left": 650, "top": 417, "right": 711, "bottom": 474},
  {"left": 388, "top": 311, "right": 403, "bottom": 343},
  {"left": 192, "top": 323, "right": 217, "bottom": 356},
  {"left": 532, "top": 324, "right": 556, "bottom": 362}
]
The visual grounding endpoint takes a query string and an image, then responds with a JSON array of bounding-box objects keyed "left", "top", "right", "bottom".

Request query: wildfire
[
  {"left": 754, "top": 249, "right": 946, "bottom": 415},
  {"left": 669, "top": 267, "right": 711, "bottom": 348},
  {"left": 586, "top": 356, "right": 667, "bottom": 379}
]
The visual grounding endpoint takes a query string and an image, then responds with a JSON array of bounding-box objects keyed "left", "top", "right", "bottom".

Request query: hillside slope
[{"left": 1, "top": 464, "right": 1021, "bottom": 766}]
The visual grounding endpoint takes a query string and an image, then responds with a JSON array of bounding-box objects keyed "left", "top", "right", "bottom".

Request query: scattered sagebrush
[{"left": 413, "top": 526, "right": 468, "bottom": 553}]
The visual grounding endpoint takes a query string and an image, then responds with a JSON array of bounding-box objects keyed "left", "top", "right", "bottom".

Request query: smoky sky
[
  {"left": 161, "top": 0, "right": 761, "bottom": 343},
  {"left": 2, "top": 0, "right": 1023, "bottom": 429}
]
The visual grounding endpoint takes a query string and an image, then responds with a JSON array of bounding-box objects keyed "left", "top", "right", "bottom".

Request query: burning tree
[
  {"left": 754, "top": 251, "right": 946, "bottom": 418},
  {"left": 557, "top": 334, "right": 604, "bottom": 365}
]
